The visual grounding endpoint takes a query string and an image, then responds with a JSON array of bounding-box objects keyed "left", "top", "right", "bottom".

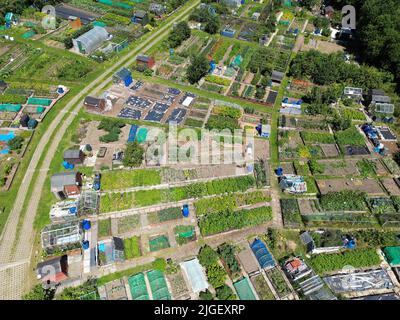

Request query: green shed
[{"left": 383, "top": 246, "right": 400, "bottom": 266}]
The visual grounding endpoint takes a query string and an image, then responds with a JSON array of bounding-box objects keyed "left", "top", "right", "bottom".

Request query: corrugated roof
[
  {"left": 64, "top": 149, "right": 81, "bottom": 159},
  {"left": 51, "top": 172, "right": 77, "bottom": 191}
]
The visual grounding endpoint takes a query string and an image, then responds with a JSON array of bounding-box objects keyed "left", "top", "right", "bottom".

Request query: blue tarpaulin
[{"left": 128, "top": 125, "right": 139, "bottom": 142}]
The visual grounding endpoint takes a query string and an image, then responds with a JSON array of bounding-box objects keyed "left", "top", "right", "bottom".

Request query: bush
[
  {"left": 307, "top": 248, "right": 381, "bottom": 274},
  {"left": 320, "top": 191, "right": 367, "bottom": 211},
  {"left": 215, "top": 284, "right": 236, "bottom": 300},
  {"left": 123, "top": 141, "right": 144, "bottom": 167}
]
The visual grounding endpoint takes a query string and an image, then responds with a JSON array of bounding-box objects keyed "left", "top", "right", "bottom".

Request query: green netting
[
  {"left": 149, "top": 235, "right": 170, "bottom": 252},
  {"left": 0, "top": 104, "right": 22, "bottom": 112},
  {"left": 23, "top": 22, "right": 35, "bottom": 28},
  {"left": 233, "top": 278, "right": 257, "bottom": 300},
  {"left": 137, "top": 128, "right": 148, "bottom": 144},
  {"left": 384, "top": 246, "right": 400, "bottom": 266},
  {"left": 147, "top": 270, "right": 171, "bottom": 300},
  {"left": 97, "top": 0, "right": 132, "bottom": 9},
  {"left": 27, "top": 97, "right": 52, "bottom": 106},
  {"left": 232, "top": 55, "right": 243, "bottom": 67},
  {"left": 178, "top": 229, "right": 194, "bottom": 238},
  {"left": 22, "top": 30, "right": 36, "bottom": 39},
  {"left": 36, "top": 106, "right": 45, "bottom": 113},
  {"left": 93, "top": 21, "right": 107, "bottom": 27},
  {"left": 128, "top": 273, "right": 150, "bottom": 300}
]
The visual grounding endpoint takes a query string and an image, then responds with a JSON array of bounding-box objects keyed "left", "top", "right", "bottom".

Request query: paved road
[{"left": 0, "top": 0, "right": 200, "bottom": 299}]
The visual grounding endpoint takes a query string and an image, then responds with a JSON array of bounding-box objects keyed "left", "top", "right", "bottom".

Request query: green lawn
[
  {"left": 123, "top": 236, "right": 141, "bottom": 259},
  {"left": 98, "top": 219, "right": 112, "bottom": 238},
  {"left": 101, "top": 169, "right": 161, "bottom": 190}
]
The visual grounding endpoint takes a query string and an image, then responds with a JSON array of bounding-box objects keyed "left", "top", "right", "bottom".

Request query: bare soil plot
[
  {"left": 317, "top": 159, "right": 360, "bottom": 176},
  {"left": 297, "top": 199, "right": 320, "bottom": 215},
  {"left": 381, "top": 178, "right": 400, "bottom": 196},
  {"left": 280, "top": 162, "right": 295, "bottom": 175},
  {"left": 320, "top": 144, "right": 340, "bottom": 158},
  {"left": 166, "top": 270, "right": 190, "bottom": 299},
  {"left": 372, "top": 159, "right": 388, "bottom": 176},
  {"left": 317, "top": 178, "right": 386, "bottom": 196},
  {"left": 254, "top": 138, "right": 270, "bottom": 160},
  {"left": 382, "top": 141, "right": 400, "bottom": 155}
]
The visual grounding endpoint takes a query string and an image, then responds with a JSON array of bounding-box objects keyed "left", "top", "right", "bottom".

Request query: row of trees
[{"left": 289, "top": 50, "right": 393, "bottom": 91}]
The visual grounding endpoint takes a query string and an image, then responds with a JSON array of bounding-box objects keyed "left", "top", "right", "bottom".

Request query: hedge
[{"left": 307, "top": 248, "right": 381, "bottom": 274}]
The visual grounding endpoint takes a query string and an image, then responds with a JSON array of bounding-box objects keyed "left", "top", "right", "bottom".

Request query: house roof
[
  {"left": 51, "top": 172, "right": 77, "bottom": 191},
  {"left": 113, "top": 237, "right": 124, "bottom": 251},
  {"left": 370, "top": 89, "right": 385, "bottom": 96},
  {"left": 137, "top": 55, "right": 153, "bottom": 63},
  {"left": 135, "top": 10, "right": 147, "bottom": 18},
  {"left": 64, "top": 149, "right": 81, "bottom": 159},
  {"left": 372, "top": 95, "right": 391, "bottom": 104},
  {"left": 37, "top": 255, "right": 68, "bottom": 278},
  {"left": 115, "top": 67, "right": 131, "bottom": 81},
  {"left": 271, "top": 70, "right": 284, "bottom": 82},
  {"left": 344, "top": 87, "right": 363, "bottom": 95},
  {"left": 84, "top": 96, "right": 104, "bottom": 107}
]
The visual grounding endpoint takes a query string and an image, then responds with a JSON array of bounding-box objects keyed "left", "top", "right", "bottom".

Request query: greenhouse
[
  {"left": 73, "top": 26, "right": 109, "bottom": 55},
  {"left": 251, "top": 239, "right": 275, "bottom": 269},
  {"left": 180, "top": 259, "right": 209, "bottom": 294},
  {"left": 41, "top": 220, "right": 82, "bottom": 249},
  {"left": 233, "top": 278, "right": 257, "bottom": 300}
]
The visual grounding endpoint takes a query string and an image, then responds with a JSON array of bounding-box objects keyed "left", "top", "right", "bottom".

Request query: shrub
[
  {"left": 307, "top": 248, "right": 381, "bottom": 274},
  {"left": 320, "top": 191, "right": 367, "bottom": 211}
]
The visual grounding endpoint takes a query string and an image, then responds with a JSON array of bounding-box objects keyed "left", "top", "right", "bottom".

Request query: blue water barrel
[
  {"left": 82, "top": 220, "right": 91, "bottom": 231},
  {"left": 182, "top": 205, "right": 189, "bottom": 218},
  {"left": 82, "top": 240, "right": 90, "bottom": 250},
  {"left": 276, "top": 167, "right": 283, "bottom": 176}
]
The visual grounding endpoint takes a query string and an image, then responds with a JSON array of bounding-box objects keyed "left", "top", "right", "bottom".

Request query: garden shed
[
  {"left": 64, "top": 149, "right": 84, "bottom": 165},
  {"left": 271, "top": 70, "right": 284, "bottom": 83},
  {"left": 73, "top": 26, "right": 109, "bottom": 54},
  {"left": 36, "top": 255, "right": 69, "bottom": 284},
  {"left": 84, "top": 96, "right": 106, "bottom": 113}
]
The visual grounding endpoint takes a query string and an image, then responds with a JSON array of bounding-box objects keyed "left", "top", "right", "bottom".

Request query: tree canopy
[
  {"left": 123, "top": 141, "right": 145, "bottom": 167},
  {"left": 186, "top": 54, "right": 209, "bottom": 84}
]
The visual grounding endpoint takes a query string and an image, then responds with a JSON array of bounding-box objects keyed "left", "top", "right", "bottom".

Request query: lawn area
[
  {"left": 335, "top": 126, "right": 366, "bottom": 148},
  {"left": 124, "top": 236, "right": 142, "bottom": 259},
  {"left": 101, "top": 169, "right": 161, "bottom": 190},
  {"left": 117, "top": 215, "right": 140, "bottom": 234},
  {"left": 307, "top": 248, "right": 381, "bottom": 274},
  {"left": 98, "top": 218, "right": 112, "bottom": 238}
]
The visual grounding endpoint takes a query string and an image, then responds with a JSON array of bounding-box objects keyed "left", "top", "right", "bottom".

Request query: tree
[
  {"left": 394, "top": 151, "right": 400, "bottom": 166},
  {"left": 206, "top": 263, "right": 227, "bottom": 288},
  {"left": 8, "top": 136, "right": 24, "bottom": 150},
  {"left": 199, "top": 290, "right": 213, "bottom": 300},
  {"left": 123, "top": 141, "right": 144, "bottom": 167},
  {"left": 204, "top": 16, "right": 220, "bottom": 34},
  {"left": 168, "top": 21, "right": 191, "bottom": 48},
  {"left": 186, "top": 54, "right": 209, "bottom": 84},
  {"left": 299, "top": 0, "right": 320, "bottom": 10},
  {"left": 215, "top": 284, "right": 236, "bottom": 300},
  {"left": 198, "top": 245, "right": 218, "bottom": 267},
  {"left": 23, "top": 284, "right": 55, "bottom": 300}
]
